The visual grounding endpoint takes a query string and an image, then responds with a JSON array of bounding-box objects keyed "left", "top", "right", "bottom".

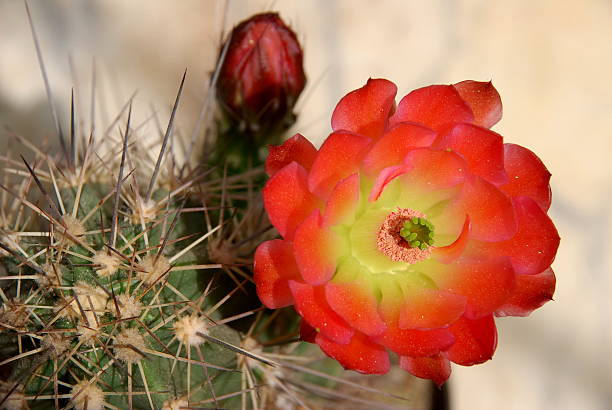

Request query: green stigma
[{"left": 399, "top": 217, "right": 435, "bottom": 250}]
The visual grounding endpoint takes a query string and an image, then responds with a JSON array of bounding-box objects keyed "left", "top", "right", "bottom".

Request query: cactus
[
  {"left": 0, "top": 6, "right": 422, "bottom": 410},
  {"left": 0, "top": 67, "right": 254, "bottom": 408}
]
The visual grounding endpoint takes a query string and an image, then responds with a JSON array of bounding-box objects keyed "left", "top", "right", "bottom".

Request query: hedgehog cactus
[{"left": 0, "top": 70, "right": 257, "bottom": 408}]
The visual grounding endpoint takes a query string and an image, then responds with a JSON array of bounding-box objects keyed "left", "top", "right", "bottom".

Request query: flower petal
[
  {"left": 254, "top": 240, "right": 301, "bottom": 308},
  {"left": 325, "top": 281, "right": 386, "bottom": 336},
  {"left": 288, "top": 280, "right": 354, "bottom": 344},
  {"left": 496, "top": 268, "right": 556, "bottom": 317},
  {"left": 263, "top": 162, "right": 322, "bottom": 239},
  {"left": 400, "top": 354, "right": 451, "bottom": 386},
  {"left": 374, "top": 326, "right": 455, "bottom": 358},
  {"left": 316, "top": 332, "right": 390, "bottom": 374},
  {"left": 500, "top": 143, "right": 552, "bottom": 211},
  {"left": 266, "top": 133, "right": 318, "bottom": 177},
  {"left": 373, "top": 278, "right": 456, "bottom": 356},
  {"left": 390, "top": 85, "right": 474, "bottom": 132},
  {"left": 331, "top": 78, "right": 397, "bottom": 139},
  {"left": 293, "top": 210, "right": 338, "bottom": 285},
  {"left": 470, "top": 196, "right": 559, "bottom": 275},
  {"left": 325, "top": 260, "right": 386, "bottom": 336},
  {"left": 429, "top": 257, "right": 516, "bottom": 319},
  {"left": 449, "top": 175, "right": 517, "bottom": 242},
  {"left": 402, "top": 148, "right": 467, "bottom": 190},
  {"left": 348, "top": 208, "right": 408, "bottom": 273},
  {"left": 453, "top": 80, "right": 502, "bottom": 128},
  {"left": 322, "top": 173, "right": 361, "bottom": 227},
  {"left": 433, "top": 123, "right": 507, "bottom": 185},
  {"left": 368, "top": 148, "right": 467, "bottom": 204},
  {"left": 362, "top": 122, "right": 436, "bottom": 176},
  {"left": 432, "top": 216, "right": 471, "bottom": 264},
  {"left": 447, "top": 314, "right": 498, "bottom": 366},
  {"left": 368, "top": 164, "right": 410, "bottom": 202},
  {"left": 398, "top": 288, "right": 466, "bottom": 330},
  {"left": 308, "top": 131, "right": 372, "bottom": 199}
]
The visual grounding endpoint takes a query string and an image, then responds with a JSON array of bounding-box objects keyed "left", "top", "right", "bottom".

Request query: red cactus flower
[
  {"left": 254, "top": 79, "right": 559, "bottom": 385},
  {"left": 216, "top": 12, "right": 306, "bottom": 141}
]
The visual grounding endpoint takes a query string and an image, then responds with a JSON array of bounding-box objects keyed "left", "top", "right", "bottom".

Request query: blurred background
[{"left": 0, "top": 0, "right": 608, "bottom": 409}]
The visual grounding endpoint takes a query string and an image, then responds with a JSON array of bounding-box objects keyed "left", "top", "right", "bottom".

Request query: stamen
[{"left": 376, "top": 209, "right": 433, "bottom": 264}]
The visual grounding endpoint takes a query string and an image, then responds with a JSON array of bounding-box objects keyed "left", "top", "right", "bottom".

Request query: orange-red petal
[
  {"left": 400, "top": 354, "right": 451, "bottom": 386},
  {"left": 322, "top": 173, "right": 361, "bottom": 227},
  {"left": 398, "top": 289, "right": 467, "bottom": 329},
  {"left": 374, "top": 279, "right": 456, "bottom": 356},
  {"left": 288, "top": 280, "right": 354, "bottom": 345},
  {"left": 430, "top": 257, "right": 516, "bottom": 319},
  {"left": 362, "top": 122, "right": 436, "bottom": 176},
  {"left": 500, "top": 143, "right": 552, "bottom": 211},
  {"left": 254, "top": 240, "right": 301, "bottom": 308},
  {"left": 368, "top": 164, "right": 410, "bottom": 202},
  {"left": 449, "top": 175, "right": 517, "bottom": 242},
  {"left": 374, "top": 325, "right": 455, "bottom": 358},
  {"left": 331, "top": 78, "right": 397, "bottom": 140},
  {"left": 453, "top": 80, "right": 502, "bottom": 129},
  {"left": 470, "top": 196, "right": 559, "bottom": 275},
  {"left": 265, "top": 133, "right": 318, "bottom": 177},
  {"left": 263, "top": 162, "right": 321, "bottom": 240},
  {"left": 447, "top": 314, "right": 498, "bottom": 366},
  {"left": 368, "top": 148, "right": 467, "bottom": 203},
  {"left": 432, "top": 216, "right": 471, "bottom": 264},
  {"left": 293, "top": 210, "right": 338, "bottom": 285},
  {"left": 402, "top": 148, "right": 467, "bottom": 189},
  {"left": 496, "top": 268, "right": 556, "bottom": 317},
  {"left": 325, "top": 278, "right": 386, "bottom": 336},
  {"left": 316, "top": 332, "right": 390, "bottom": 374},
  {"left": 433, "top": 123, "right": 507, "bottom": 185},
  {"left": 308, "top": 131, "right": 372, "bottom": 199},
  {"left": 390, "top": 85, "right": 474, "bottom": 133}
]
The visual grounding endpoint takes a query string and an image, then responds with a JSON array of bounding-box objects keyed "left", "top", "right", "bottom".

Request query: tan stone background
[{"left": 0, "top": 0, "right": 609, "bottom": 409}]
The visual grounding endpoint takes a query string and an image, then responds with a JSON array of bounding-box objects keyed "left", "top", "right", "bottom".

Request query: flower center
[
  {"left": 376, "top": 209, "right": 433, "bottom": 264},
  {"left": 399, "top": 217, "right": 435, "bottom": 250}
]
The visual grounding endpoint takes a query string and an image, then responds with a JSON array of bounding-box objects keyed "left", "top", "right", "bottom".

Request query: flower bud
[{"left": 216, "top": 13, "right": 306, "bottom": 144}]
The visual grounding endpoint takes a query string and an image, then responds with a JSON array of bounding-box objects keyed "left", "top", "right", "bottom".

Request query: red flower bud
[{"left": 216, "top": 13, "right": 306, "bottom": 142}]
